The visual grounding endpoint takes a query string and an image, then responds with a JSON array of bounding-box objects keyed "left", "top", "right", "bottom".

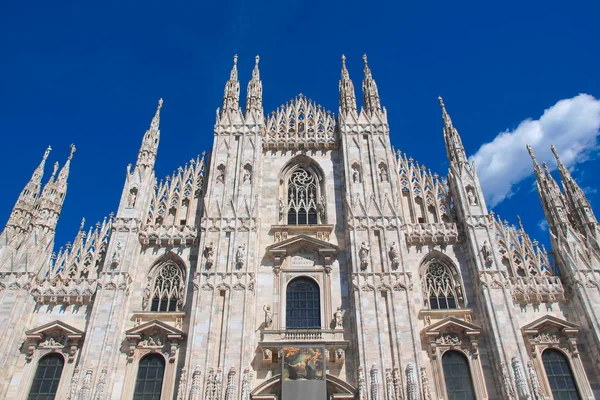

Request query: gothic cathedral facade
[{"left": 1, "top": 55, "right": 599, "bottom": 399}]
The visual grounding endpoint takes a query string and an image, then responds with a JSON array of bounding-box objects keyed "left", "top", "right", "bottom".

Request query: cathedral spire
[
  {"left": 136, "top": 99, "right": 163, "bottom": 171},
  {"left": 339, "top": 55, "right": 357, "bottom": 116},
  {"left": 438, "top": 96, "right": 468, "bottom": 166},
  {"left": 527, "top": 145, "right": 571, "bottom": 232},
  {"left": 551, "top": 144, "right": 598, "bottom": 233},
  {"left": 4, "top": 146, "right": 52, "bottom": 234},
  {"left": 222, "top": 55, "right": 240, "bottom": 114},
  {"left": 361, "top": 54, "right": 381, "bottom": 115},
  {"left": 245, "top": 55, "right": 263, "bottom": 116}
]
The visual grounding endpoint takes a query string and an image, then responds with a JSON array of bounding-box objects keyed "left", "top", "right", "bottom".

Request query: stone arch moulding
[
  {"left": 250, "top": 373, "right": 355, "bottom": 399},
  {"left": 422, "top": 316, "right": 488, "bottom": 399},
  {"left": 521, "top": 315, "right": 594, "bottom": 399},
  {"left": 18, "top": 320, "right": 84, "bottom": 399}
]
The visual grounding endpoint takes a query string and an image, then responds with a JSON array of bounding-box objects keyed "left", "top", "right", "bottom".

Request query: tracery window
[
  {"left": 287, "top": 168, "right": 318, "bottom": 225},
  {"left": 27, "top": 353, "right": 64, "bottom": 400},
  {"left": 150, "top": 262, "right": 184, "bottom": 312},
  {"left": 133, "top": 354, "right": 165, "bottom": 400},
  {"left": 542, "top": 350, "right": 580, "bottom": 399},
  {"left": 423, "top": 261, "right": 462, "bottom": 309},
  {"left": 286, "top": 277, "right": 321, "bottom": 329},
  {"left": 442, "top": 351, "right": 476, "bottom": 400}
]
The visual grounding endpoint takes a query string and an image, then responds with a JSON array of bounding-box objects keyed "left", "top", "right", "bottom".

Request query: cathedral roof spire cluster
[
  {"left": 339, "top": 55, "right": 357, "bottom": 116},
  {"left": 136, "top": 98, "right": 163, "bottom": 171},
  {"left": 222, "top": 55, "right": 241, "bottom": 114},
  {"left": 361, "top": 54, "right": 382, "bottom": 115},
  {"left": 245, "top": 55, "right": 263, "bottom": 116},
  {"left": 438, "top": 96, "right": 469, "bottom": 167}
]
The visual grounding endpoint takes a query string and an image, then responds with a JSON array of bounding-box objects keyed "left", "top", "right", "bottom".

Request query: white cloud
[
  {"left": 537, "top": 219, "right": 549, "bottom": 232},
  {"left": 470, "top": 94, "right": 600, "bottom": 207}
]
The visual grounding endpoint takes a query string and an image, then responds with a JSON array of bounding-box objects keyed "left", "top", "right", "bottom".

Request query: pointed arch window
[
  {"left": 287, "top": 168, "right": 319, "bottom": 225},
  {"left": 133, "top": 354, "right": 165, "bottom": 400},
  {"left": 542, "top": 349, "right": 580, "bottom": 399},
  {"left": 442, "top": 351, "right": 476, "bottom": 400},
  {"left": 27, "top": 353, "right": 64, "bottom": 400},
  {"left": 150, "top": 262, "right": 184, "bottom": 312},
  {"left": 286, "top": 277, "right": 321, "bottom": 329},
  {"left": 423, "top": 261, "right": 463, "bottom": 309}
]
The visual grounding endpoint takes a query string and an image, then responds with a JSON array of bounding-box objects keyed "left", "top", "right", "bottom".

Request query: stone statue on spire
[
  {"left": 245, "top": 55, "right": 263, "bottom": 116},
  {"left": 339, "top": 55, "right": 357, "bottom": 115},
  {"left": 222, "top": 55, "right": 240, "bottom": 114}
]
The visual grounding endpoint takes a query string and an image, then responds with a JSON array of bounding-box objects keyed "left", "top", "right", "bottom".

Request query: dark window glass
[
  {"left": 442, "top": 351, "right": 476, "bottom": 400},
  {"left": 28, "top": 353, "right": 64, "bottom": 400},
  {"left": 286, "top": 168, "right": 319, "bottom": 225},
  {"left": 150, "top": 263, "right": 184, "bottom": 312},
  {"left": 543, "top": 349, "right": 580, "bottom": 400},
  {"left": 133, "top": 354, "right": 165, "bottom": 400},
  {"left": 286, "top": 278, "right": 321, "bottom": 329}
]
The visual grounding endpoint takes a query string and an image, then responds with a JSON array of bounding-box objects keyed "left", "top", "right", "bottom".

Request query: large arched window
[
  {"left": 442, "top": 351, "right": 475, "bottom": 400},
  {"left": 27, "top": 353, "right": 64, "bottom": 400},
  {"left": 287, "top": 167, "right": 318, "bottom": 225},
  {"left": 150, "top": 262, "right": 184, "bottom": 312},
  {"left": 286, "top": 277, "right": 321, "bottom": 329},
  {"left": 422, "top": 261, "right": 463, "bottom": 309},
  {"left": 542, "top": 349, "right": 580, "bottom": 399},
  {"left": 133, "top": 354, "right": 165, "bottom": 400}
]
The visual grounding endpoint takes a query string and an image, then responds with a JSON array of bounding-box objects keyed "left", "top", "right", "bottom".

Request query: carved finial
[
  {"left": 80, "top": 217, "right": 86, "bottom": 231},
  {"left": 68, "top": 143, "right": 76, "bottom": 159},
  {"left": 342, "top": 54, "right": 346, "bottom": 63},
  {"left": 234, "top": 54, "right": 238, "bottom": 65},
  {"left": 158, "top": 98, "right": 163, "bottom": 108},
  {"left": 362, "top": 53, "right": 368, "bottom": 65},
  {"left": 526, "top": 144, "right": 536, "bottom": 160},
  {"left": 44, "top": 146, "right": 52, "bottom": 160},
  {"left": 50, "top": 161, "right": 59, "bottom": 180},
  {"left": 255, "top": 55, "right": 259, "bottom": 65}
]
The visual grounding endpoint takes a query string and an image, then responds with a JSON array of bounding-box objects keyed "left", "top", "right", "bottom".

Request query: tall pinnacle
[
  {"left": 57, "top": 144, "right": 76, "bottom": 184},
  {"left": 551, "top": 144, "right": 598, "bottom": 230},
  {"left": 438, "top": 97, "right": 468, "bottom": 166},
  {"left": 361, "top": 54, "right": 381, "bottom": 115},
  {"left": 245, "top": 55, "right": 263, "bottom": 116},
  {"left": 527, "top": 145, "right": 571, "bottom": 231},
  {"left": 339, "top": 55, "right": 357, "bottom": 115},
  {"left": 222, "top": 54, "right": 240, "bottom": 114},
  {"left": 136, "top": 99, "right": 163, "bottom": 171},
  {"left": 3, "top": 146, "right": 52, "bottom": 234}
]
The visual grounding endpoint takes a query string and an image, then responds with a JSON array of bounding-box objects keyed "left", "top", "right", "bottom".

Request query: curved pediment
[{"left": 264, "top": 94, "right": 337, "bottom": 150}]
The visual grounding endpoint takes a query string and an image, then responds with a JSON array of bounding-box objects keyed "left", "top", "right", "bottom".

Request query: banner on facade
[{"left": 281, "top": 346, "right": 327, "bottom": 399}]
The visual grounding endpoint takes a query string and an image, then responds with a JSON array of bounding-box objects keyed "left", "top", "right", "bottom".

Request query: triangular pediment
[
  {"left": 521, "top": 315, "right": 579, "bottom": 335},
  {"left": 266, "top": 234, "right": 339, "bottom": 255},
  {"left": 25, "top": 320, "right": 84, "bottom": 340},
  {"left": 126, "top": 319, "right": 184, "bottom": 339},
  {"left": 422, "top": 316, "right": 482, "bottom": 337}
]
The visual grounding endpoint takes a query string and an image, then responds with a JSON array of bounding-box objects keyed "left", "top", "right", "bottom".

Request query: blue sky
[{"left": 1, "top": 0, "right": 599, "bottom": 249}]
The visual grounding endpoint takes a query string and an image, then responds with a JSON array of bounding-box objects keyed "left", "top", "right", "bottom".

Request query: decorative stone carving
[
  {"left": 224, "top": 366, "right": 237, "bottom": 400},
  {"left": 533, "top": 332, "right": 560, "bottom": 343},
  {"left": 127, "top": 187, "right": 137, "bottom": 208},
  {"left": 278, "top": 198, "right": 285, "bottom": 220},
  {"left": 335, "top": 348, "right": 345, "bottom": 362},
  {"left": 39, "top": 335, "right": 66, "bottom": 347},
  {"left": 318, "top": 195, "right": 326, "bottom": 221},
  {"left": 79, "top": 368, "right": 94, "bottom": 400},
  {"left": 188, "top": 365, "right": 202, "bottom": 400},
  {"left": 92, "top": 366, "right": 107, "bottom": 400},
  {"left": 420, "top": 367, "right": 432, "bottom": 400},
  {"left": 139, "top": 335, "right": 163, "bottom": 347},
  {"left": 262, "top": 348, "right": 272, "bottom": 363},
  {"left": 435, "top": 333, "right": 460, "bottom": 345},
  {"left": 370, "top": 363, "right": 381, "bottom": 400},
  {"left": 388, "top": 242, "right": 400, "bottom": 268},
  {"left": 240, "top": 367, "right": 253, "bottom": 400},
  {"left": 175, "top": 368, "right": 187, "bottom": 400},
  {"left": 204, "top": 242, "right": 214, "bottom": 267},
  {"left": 527, "top": 360, "right": 544, "bottom": 400},
  {"left": 481, "top": 241, "right": 492, "bottom": 265},
  {"left": 405, "top": 363, "right": 418, "bottom": 400},
  {"left": 67, "top": 367, "right": 80, "bottom": 400},
  {"left": 263, "top": 305, "right": 273, "bottom": 328},
  {"left": 379, "top": 164, "right": 389, "bottom": 182},
  {"left": 358, "top": 366, "right": 367, "bottom": 400},
  {"left": 511, "top": 357, "right": 528, "bottom": 398},
  {"left": 236, "top": 244, "right": 246, "bottom": 267},
  {"left": 359, "top": 242, "right": 370, "bottom": 267},
  {"left": 467, "top": 188, "right": 477, "bottom": 205},
  {"left": 501, "top": 361, "right": 516, "bottom": 399},
  {"left": 334, "top": 306, "right": 344, "bottom": 329},
  {"left": 385, "top": 367, "right": 397, "bottom": 400}
]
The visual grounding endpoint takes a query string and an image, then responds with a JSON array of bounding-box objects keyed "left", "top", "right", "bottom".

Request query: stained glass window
[
  {"left": 150, "top": 262, "right": 184, "bottom": 312},
  {"left": 287, "top": 168, "right": 318, "bottom": 225},
  {"left": 27, "top": 353, "right": 64, "bottom": 400},
  {"left": 133, "top": 354, "right": 165, "bottom": 400},
  {"left": 286, "top": 278, "right": 321, "bottom": 329},
  {"left": 542, "top": 349, "right": 580, "bottom": 400},
  {"left": 442, "top": 351, "right": 476, "bottom": 400}
]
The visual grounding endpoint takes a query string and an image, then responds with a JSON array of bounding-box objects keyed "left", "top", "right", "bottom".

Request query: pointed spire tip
[
  {"left": 233, "top": 54, "right": 238, "bottom": 65},
  {"left": 255, "top": 55, "right": 259, "bottom": 64}
]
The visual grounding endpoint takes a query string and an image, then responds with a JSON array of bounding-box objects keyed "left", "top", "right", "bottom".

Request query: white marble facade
[{"left": 0, "top": 54, "right": 599, "bottom": 399}]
